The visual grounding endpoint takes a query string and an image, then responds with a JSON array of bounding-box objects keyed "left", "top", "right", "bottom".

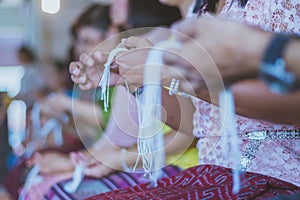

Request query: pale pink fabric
[
  {"left": 219, "top": 0, "right": 300, "bottom": 34},
  {"left": 105, "top": 86, "right": 139, "bottom": 147},
  {"left": 193, "top": 98, "right": 300, "bottom": 186},
  {"left": 193, "top": 0, "right": 300, "bottom": 186}
]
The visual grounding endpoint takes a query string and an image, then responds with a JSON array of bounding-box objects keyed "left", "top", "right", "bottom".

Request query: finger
[
  {"left": 26, "top": 158, "right": 35, "bottom": 167},
  {"left": 69, "top": 61, "right": 82, "bottom": 76},
  {"left": 93, "top": 51, "right": 109, "bottom": 64},
  {"left": 71, "top": 74, "right": 77, "bottom": 83},
  {"left": 70, "top": 152, "right": 79, "bottom": 165},
  {"left": 27, "top": 152, "right": 41, "bottom": 166},
  {"left": 79, "top": 82, "right": 94, "bottom": 90},
  {"left": 80, "top": 53, "right": 94, "bottom": 67},
  {"left": 123, "top": 36, "right": 153, "bottom": 49},
  {"left": 75, "top": 74, "right": 88, "bottom": 85}
]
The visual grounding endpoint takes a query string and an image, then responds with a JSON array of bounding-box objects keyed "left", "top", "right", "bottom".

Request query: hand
[
  {"left": 27, "top": 151, "right": 74, "bottom": 175},
  {"left": 164, "top": 17, "right": 272, "bottom": 93},
  {"left": 39, "top": 93, "right": 70, "bottom": 118},
  {"left": 69, "top": 52, "right": 104, "bottom": 90},
  {"left": 70, "top": 149, "right": 121, "bottom": 178},
  {"left": 115, "top": 36, "right": 153, "bottom": 92},
  {"left": 119, "top": 36, "right": 198, "bottom": 95}
]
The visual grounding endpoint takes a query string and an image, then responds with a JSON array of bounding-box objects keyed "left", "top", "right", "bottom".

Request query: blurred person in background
[{"left": 16, "top": 45, "right": 47, "bottom": 107}]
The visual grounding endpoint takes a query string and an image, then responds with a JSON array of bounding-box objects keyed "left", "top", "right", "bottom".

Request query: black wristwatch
[{"left": 259, "top": 34, "right": 298, "bottom": 93}]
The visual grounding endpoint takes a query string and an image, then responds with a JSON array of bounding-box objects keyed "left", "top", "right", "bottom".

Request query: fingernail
[{"left": 72, "top": 69, "right": 79, "bottom": 76}]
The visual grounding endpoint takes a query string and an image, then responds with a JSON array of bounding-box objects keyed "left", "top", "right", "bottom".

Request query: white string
[
  {"left": 219, "top": 89, "right": 241, "bottom": 194},
  {"left": 40, "top": 118, "right": 63, "bottom": 147},
  {"left": 98, "top": 44, "right": 128, "bottom": 112},
  {"left": 31, "top": 103, "right": 41, "bottom": 139},
  {"left": 23, "top": 101, "right": 64, "bottom": 158},
  {"left": 18, "top": 165, "right": 43, "bottom": 200},
  {"left": 136, "top": 40, "right": 179, "bottom": 186},
  {"left": 63, "top": 165, "right": 85, "bottom": 193}
]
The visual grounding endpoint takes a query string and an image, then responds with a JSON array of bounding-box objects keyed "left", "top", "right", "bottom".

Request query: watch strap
[
  {"left": 260, "top": 34, "right": 298, "bottom": 93},
  {"left": 262, "top": 34, "right": 291, "bottom": 64}
]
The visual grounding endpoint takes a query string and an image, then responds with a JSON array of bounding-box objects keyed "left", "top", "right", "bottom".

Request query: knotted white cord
[
  {"left": 136, "top": 39, "right": 181, "bottom": 187},
  {"left": 98, "top": 44, "right": 128, "bottom": 112},
  {"left": 219, "top": 89, "right": 241, "bottom": 194}
]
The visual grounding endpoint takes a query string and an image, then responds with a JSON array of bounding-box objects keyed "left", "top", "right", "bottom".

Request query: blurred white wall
[{"left": 0, "top": 0, "right": 111, "bottom": 66}]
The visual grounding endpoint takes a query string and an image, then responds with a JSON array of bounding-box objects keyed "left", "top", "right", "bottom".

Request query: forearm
[
  {"left": 284, "top": 37, "right": 300, "bottom": 82},
  {"left": 72, "top": 100, "right": 104, "bottom": 127},
  {"left": 232, "top": 79, "right": 300, "bottom": 126},
  {"left": 161, "top": 89, "right": 195, "bottom": 135}
]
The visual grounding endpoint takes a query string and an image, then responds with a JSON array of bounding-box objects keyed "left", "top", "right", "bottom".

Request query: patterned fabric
[
  {"left": 219, "top": 0, "right": 300, "bottom": 35},
  {"left": 84, "top": 1, "right": 300, "bottom": 199},
  {"left": 192, "top": 98, "right": 300, "bottom": 186},
  {"left": 192, "top": 0, "right": 300, "bottom": 187},
  {"left": 86, "top": 165, "right": 300, "bottom": 200},
  {"left": 45, "top": 165, "right": 182, "bottom": 200}
]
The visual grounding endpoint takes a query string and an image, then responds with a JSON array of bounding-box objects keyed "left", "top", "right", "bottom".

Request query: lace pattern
[
  {"left": 192, "top": 97, "right": 300, "bottom": 186},
  {"left": 192, "top": 0, "right": 300, "bottom": 186},
  {"left": 219, "top": 0, "right": 300, "bottom": 35}
]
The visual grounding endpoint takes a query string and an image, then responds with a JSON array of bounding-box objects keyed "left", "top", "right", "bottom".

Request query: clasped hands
[{"left": 70, "top": 17, "right": 272, "bottom": 95}]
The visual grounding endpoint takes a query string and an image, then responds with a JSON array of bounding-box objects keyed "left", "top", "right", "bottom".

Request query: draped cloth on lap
[
  {"left": 45, "top": 165, "right": 181, "bottom": 200},
  {"left": 86, "top": 165, "right": 300, "bottom": 200}
]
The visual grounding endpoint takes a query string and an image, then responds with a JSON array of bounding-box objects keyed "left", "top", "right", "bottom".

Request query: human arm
[
  {"left": 165, "top": 17, "right": 300, "bottom": 92},
  {"left": 40, "top": 92, "right": 104, "bottom": 128},
  {"left": 163, "top": 17, "right": 300, "bottom": 125}
]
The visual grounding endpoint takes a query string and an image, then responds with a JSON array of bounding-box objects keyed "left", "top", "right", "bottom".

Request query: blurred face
[
  {"left": 74, "top": 26, "right": 104, "bottom": 59},
  {"left": 110, "top": 0, "right": 128, "bottom": 26}
]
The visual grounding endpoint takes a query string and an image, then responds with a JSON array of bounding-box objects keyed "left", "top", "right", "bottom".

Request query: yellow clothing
[{"left": 163, "top": 124, "right": 198, "bottom": 170}]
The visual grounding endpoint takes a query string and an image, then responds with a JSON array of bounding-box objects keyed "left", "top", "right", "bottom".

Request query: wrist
[
  {"left": 284, "top": 37, "right": 300, "bottom": 81},
  {"left": 243, "top": 28, "right": 273, "bottom": 77},
  {"left": 259, "top": 33, "right": 298, "bottom": 93}
]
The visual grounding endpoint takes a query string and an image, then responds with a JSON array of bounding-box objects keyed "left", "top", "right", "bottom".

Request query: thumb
[{"left": 122, "top": 36, "right": 153, "bottom": 49}]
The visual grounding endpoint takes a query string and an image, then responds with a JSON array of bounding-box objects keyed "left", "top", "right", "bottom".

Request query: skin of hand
[
  {"left": 0, "top": 191, "right": 13, "bottom": 200},
  {"left": 70, "top": 143, "right": 127, "bottom": 179},
  {"left": 116, "top": 36, "right": 192, "bottom": 93},
  {"left": 114, "top": 37, "right": 152, "bottom": 91},
  {"left": 69, "top": 36, "right": 153, "bottom": 92},
  {"left": 70, "top": 51, "right": 124, "bottom": 90},
  {"left": 26, "top": 151, "right": 75, "bottom": 175},
  {"left": 70, "top": 52, "right": 105, "bottom": 90},
  {"left": 38, "top": 93, "right": 71, "bottom": 119},
  {"left": 163, "top": 17, "right": 272, "bottom": 94}
]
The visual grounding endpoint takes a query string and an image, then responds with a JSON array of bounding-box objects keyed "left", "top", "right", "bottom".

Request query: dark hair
[
  {"left": 71, "top": 4, "right": 110, "bottom": 39},
  {"left": 194, "top": 0, "right": 248, "bottom": 14},
  {"left": 18, "top": 45, "right": 36, "bottom": 62},
  {"left": 127, "top": 0, "right": 182, "bottom": 29},
  {"left": 237, "top": 0, "right": 248, "bottom": 7}
]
